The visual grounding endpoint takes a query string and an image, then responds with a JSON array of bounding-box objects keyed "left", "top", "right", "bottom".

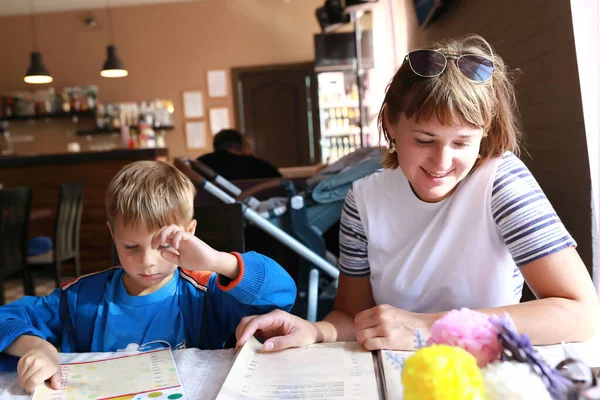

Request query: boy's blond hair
[
  {"left": 379, "top": 34, "right": 521, "bottom": 169},
  {"left": 105, "top": 161, "right": 196, "bottom": 229}
]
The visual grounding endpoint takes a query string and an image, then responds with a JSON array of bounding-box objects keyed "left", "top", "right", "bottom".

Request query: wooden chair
[
  {"left": 27, "top": 182, "right": 84, "bottom": 288},
  {"left": 0, "top": 187, "right": 34, "bottom": 304}
]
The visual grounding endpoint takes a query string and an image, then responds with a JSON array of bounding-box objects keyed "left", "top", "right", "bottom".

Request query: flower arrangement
[{"left": 402, "top": 308, "right": 596, "bottom": 400}]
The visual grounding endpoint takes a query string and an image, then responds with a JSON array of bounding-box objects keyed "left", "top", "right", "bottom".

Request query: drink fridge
[{"left": 316, "top": 69, "right": 378, "bottom": 164}]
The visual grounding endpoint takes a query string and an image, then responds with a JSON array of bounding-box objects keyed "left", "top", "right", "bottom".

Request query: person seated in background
[{"left": 197, "top": 129, "right": 282, "bottom": 180}]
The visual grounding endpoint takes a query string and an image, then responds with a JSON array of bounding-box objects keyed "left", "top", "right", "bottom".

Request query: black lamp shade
[
  {"left": 101, "top": 45, "right": 128, "bottom": 77},
  {"left": 24, "top": 51, "right": 52, "bottom": 84}
]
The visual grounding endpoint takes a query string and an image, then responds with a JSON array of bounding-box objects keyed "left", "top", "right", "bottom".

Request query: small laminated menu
[{"left": 31, "top": 348, "right": 186, "bottom": 400}]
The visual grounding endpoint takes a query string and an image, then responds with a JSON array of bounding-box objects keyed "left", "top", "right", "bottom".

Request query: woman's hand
[
  {"left": 354, "top": 304, "right": 435, "bottom": 350},
  {"left": 235, "top": 310, "right": 322, "bottom": 351}
]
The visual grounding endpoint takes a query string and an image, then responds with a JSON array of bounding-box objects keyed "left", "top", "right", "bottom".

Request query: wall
[
  {"left": 0, "top": 0, "right": 323, "bottom": 158},
  {"left": 570, "top": 0, "right": 600, "bottom": 287},
  {"left": 398, "top": 0, "right": 594, "bottom": 276}
]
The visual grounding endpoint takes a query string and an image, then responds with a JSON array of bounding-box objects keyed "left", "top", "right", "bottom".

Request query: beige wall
[
  {"left": 399, "top": 0, "right": 594, "bottom": 272},
  {"left": 0, "top": 0, "right": 323, "bottom": 157}
]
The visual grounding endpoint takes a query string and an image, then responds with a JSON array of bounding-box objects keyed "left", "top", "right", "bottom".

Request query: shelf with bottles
[
  {"left": 92, "top": 100, "right": 173, "bottom": 133},
  {"left": 321, "top": 126, "right": 375, "bottom": 137},
  {"left": 76, "top": 124, "right": 174, "bottom": 136},
  {"left": 321, "top": 104, "right": 362, "bottom": 130},
  {"left": 319, "top": 100, "right": 361, "bottom": 109},
  {"left": 75, "top": 99, "right": 174, "bottom": 136},
  {"left": 0, "top": 86, "right": 98, "bottom": 121},
  {"left": 320, "top": 134, "right": 363, "bottom": 164},
  {"left": 0, "top": 110, "right": 96, "bottom": 122}
]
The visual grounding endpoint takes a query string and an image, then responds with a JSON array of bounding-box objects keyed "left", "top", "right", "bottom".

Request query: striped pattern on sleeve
[
  {"left": 338, "top": 188, "right": 370, "bottom": 276},
  {"left": 492, "top": 153, "right": 576, "bottom": 268}
]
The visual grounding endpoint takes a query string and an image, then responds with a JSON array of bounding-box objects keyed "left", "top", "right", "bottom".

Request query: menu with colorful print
[{"left": 31, "top": 348, "right": 186, "bottom": 400}]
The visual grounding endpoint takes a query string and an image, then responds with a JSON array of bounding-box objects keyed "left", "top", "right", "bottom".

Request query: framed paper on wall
[
  {"left": 185, "top": 121, "right": 207, "bottom": 149},
  {"left": 182, "top": 90, "right": 204, "bottom": 119}
]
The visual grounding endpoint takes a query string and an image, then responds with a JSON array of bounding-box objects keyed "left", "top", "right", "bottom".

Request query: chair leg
[
  {"left": 0, "top": 277, "right": 5, "bottom": 306},
  {"left": 22, "top": 268, "right": 35, "bottom": 296},
  {"left": 54, "top": 261, "right": 62, "bottom": 288},
  {"left": 74, "top": 256, "right": 81, "bottom": 277}
]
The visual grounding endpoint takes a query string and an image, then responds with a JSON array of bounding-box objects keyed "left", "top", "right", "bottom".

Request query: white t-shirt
[{"left": 338, "top": 153, "right": 576, "bottom": 313}]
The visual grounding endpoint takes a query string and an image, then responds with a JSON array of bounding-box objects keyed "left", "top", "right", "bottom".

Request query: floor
[{"left": 4, "top": 276, "right": 68, "bottom": 303}]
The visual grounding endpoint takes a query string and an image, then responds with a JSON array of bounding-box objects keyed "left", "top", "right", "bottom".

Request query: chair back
[
  {"left": 54, "top": 182, "right": 84, "bottom": 262},
  {"left": 0, "top": 187, "right": 32, "bottom": 275}
]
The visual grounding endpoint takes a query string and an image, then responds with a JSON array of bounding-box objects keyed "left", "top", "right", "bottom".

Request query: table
[
  {"left": 0, "top": 348, "right": 236, "bottom": 400},
  {"left": 1, "top": 338, "right": 600, "bottom": 399}
]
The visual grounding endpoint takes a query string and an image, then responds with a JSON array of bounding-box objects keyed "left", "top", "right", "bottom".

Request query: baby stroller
[{"left": 174, "top": 147, "right": 382, "bottom": 321}]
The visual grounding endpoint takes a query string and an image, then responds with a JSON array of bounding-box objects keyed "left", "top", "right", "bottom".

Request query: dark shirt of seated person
[{"left": 197, "top": 129, "right": 282, "bottom": 181}]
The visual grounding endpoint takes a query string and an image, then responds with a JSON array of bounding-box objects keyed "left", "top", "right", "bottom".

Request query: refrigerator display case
[
  {"left": 314, "top": 17, "right": 377, "bottom": 164},
  {"left": 316, "top": 69, "right": 378, "bottom": 164}
]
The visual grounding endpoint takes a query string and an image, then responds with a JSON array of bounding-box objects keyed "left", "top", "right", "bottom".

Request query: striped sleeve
[
  {"left": 491, "top": 153, "right": 576, "bottom": 267},
  {"left": 338, "top": 188, "right": 370, "bottom": 276}
]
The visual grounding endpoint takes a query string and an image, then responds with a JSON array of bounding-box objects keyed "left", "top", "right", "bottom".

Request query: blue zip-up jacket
[{"left": 0, "top": 252, "right": 295, "bottom": 369}]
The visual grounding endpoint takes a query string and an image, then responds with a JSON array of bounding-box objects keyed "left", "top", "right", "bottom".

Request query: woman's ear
[{"left": 383, "top": 106, "right": 397, "bottom": 139}]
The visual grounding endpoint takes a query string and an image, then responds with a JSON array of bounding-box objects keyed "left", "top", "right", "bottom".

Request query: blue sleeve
[
  {"left": 203, "top": 251, "right": 296, "bottom": 348},
  {"left": 0, "top": 289, "right": 63, "bottom": 353}
]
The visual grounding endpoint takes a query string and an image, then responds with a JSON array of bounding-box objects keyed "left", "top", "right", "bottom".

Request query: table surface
[
  {"left": 1, "top": 337, "right": 600, "bottom": 399},
  {"left": 0, "top": 348, "right": 236, "bottom": 400}
]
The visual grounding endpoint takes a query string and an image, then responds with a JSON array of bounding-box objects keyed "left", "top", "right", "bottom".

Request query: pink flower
[{"left": 427, "top": 308, "right": 502, "bottom": 367}]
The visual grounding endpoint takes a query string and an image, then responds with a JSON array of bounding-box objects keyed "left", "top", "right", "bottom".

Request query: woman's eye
[
  {"left": 125, "top": 245, "right": 138, "bottom": 251},
  {"left": 416, "top": 139, "right": 434, "bottom": 145},
  {"left": 455, "top": 142, "right": 471, "bottom": 148}
]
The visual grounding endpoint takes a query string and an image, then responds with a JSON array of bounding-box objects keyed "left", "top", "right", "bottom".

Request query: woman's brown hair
[{"left": 379, "top": 34, "right": 521, "bottom": 169}]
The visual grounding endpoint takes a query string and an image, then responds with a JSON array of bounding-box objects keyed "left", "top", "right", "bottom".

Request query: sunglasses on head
[{"left": 405, "top": 49, "right": 495, "bottom": 82}]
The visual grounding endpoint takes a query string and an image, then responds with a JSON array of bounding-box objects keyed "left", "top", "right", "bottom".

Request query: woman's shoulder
[
  {"left": 352, "top": 167, "right": 393, "bottom": 189},
  {"left": 492, "top": 152, "right": 535, "bottom": 187}
]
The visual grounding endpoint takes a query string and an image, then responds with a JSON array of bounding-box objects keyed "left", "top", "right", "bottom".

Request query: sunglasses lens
[
  {"left": 457, "top": 55, "right": 494, "bottom": 82},
  {"left": 408, "top": 50, "right": 446, "bottom": 77},
  {"left": 556, "top": 358, "right": 595, "bottom": 387}
]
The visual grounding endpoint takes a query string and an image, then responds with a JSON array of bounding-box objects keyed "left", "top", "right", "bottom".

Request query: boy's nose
[{"left": 140, "top": 250, "right": 157, "bottom": 267}]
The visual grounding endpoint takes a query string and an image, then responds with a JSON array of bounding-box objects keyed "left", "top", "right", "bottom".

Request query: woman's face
[{"left": 389, "top": 113, "right": 484, "bottom": 202}]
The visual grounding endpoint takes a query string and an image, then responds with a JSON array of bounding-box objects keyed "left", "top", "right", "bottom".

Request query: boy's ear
[
  {"left": 106, "top": 221, "right": 114, "bottom": 239},
  {"left": 187, "top": 219, "right": 197, "bottom": 235}
]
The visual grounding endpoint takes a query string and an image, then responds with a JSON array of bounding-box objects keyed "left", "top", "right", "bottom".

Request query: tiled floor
[{"left": 4, "top": 276, "right": 68, "bottom": 303}]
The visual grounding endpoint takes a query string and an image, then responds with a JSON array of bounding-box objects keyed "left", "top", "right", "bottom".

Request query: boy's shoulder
[
  {"left": 61, "top": 267, "right": 122, "bottom": 291},
  {"left": 178, "top": 268, "right": 213, "bottom": 292}
]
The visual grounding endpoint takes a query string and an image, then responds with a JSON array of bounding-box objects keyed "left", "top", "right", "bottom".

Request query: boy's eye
[
  {"left": 124, "top": 245, "right": 138, "bottom": 250},
  {"left": 455, "top": 142, "right": 471, "bottom": 148}
]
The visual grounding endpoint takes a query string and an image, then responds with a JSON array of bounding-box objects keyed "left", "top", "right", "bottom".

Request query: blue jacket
[{"left": 0, "top": 252, "right": 296, "bottom": 370}]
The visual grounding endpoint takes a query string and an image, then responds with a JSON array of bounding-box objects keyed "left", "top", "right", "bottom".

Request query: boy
[{"left": 0, "top": 161, "right": 296, "bottom": 393}]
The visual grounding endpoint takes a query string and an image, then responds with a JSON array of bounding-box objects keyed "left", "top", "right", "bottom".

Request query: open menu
[
  {"left": 215, "top": 336, "right": 409, "bottom": 399},
  {"left": 31, "top": 348, "right": 186, "bottom": 400}
]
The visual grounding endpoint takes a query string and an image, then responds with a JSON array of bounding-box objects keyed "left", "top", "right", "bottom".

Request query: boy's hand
[
  {"left": 17, "top": 341, "right": 61, "bottom": 393},
  {"left": 153, "top": 224, "right": 240, "bottom": 279}
]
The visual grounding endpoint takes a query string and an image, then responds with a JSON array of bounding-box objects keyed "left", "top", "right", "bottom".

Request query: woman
[{"left": 236, "top": 34, "right": 599, "bottom": 351}]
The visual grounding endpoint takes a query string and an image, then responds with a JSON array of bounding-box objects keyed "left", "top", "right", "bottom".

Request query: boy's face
[{"left": 108, "top": 218, "right": 196, "bottom": 296}]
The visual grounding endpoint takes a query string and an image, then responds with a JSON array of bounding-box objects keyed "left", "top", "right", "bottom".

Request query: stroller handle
[{"left": 189, "top": 159, "right": 242, "bottom": 197}]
